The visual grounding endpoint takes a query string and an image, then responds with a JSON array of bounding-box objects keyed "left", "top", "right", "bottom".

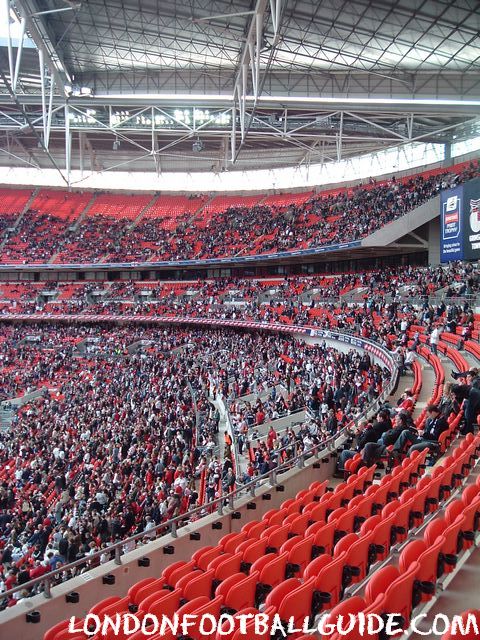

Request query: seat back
[
  {"left": 211, "top": 552, "right": 242, "bottom": 580},
  {"left": 223, "top": 571, "right": 259, "bottom": 612},
  {"left": 146, "top": 588, "right": 182, "bottom": 618},
  {"left": 182, "top": 569, "right": 215, "bottom": 601},
  {"left": 258, "top": 551, "right": 289, "bottom": 590},
  {"left": 365, "top": 565, "right": 400, "bottom": 605},
  {"left": 277, "top": 577, "right": 316, "bottom": 626},
  {"left": 314, "top": 551, "right": 348, "bottom": 609},
  {"left": 383, "top": 561, "right": 421, "bottom": 626}
]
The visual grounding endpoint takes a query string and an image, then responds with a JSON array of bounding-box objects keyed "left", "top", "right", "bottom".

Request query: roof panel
[{"left": 0, "top": 0, "right": 479, "bottom": 175}]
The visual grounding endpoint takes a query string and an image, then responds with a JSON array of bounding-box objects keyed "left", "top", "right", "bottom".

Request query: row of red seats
[
  {"left": 323, "top": 442, "right": 480, "bottom": 639},
  {"left": 415, "top": 346, "right": 445, "bottom": 429},
  {"left": 411, "top": 359, "right": 422, "bottom": 398},
  {"left": 45, "top": 448, "right": 455, "bottom": 640},
  {"left": 51, "top": 441, "right": 480, "bottom": 640}
]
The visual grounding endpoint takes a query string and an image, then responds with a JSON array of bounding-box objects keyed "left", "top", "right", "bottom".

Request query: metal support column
[{"left": 65, "top": 103, "right": 71, "bottom": 187}]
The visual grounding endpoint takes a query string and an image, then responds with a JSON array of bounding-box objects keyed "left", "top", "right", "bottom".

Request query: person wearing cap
[{"left": 392, "top": 404, "right": 449, "bottom": 456}]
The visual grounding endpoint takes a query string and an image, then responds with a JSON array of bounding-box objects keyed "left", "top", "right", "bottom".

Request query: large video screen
[{"left": 440, "top": 177, "right": 480, "bottom": 262}]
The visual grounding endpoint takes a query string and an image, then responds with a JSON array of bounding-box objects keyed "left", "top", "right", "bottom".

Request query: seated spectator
[
  {"left": 396, "top": 389, "right": 415, "bottom": 413},
  {"left": 356, "top": 410, "right": 391, "bottom": 449},
  {"left": 448, "top": 381, "right": 480, "bottom": 435},
  {"left": 392, "top": 404, "right": 449, "bottom": 456}
]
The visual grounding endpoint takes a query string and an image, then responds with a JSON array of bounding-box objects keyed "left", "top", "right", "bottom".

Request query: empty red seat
[
  {"left": 88, "top": 596, "right": 121, "bottom": 616},
  {"left": 180, "top": 568, "right": 215, "bottom": 600},
  {"left": 462, "top": 484, "right": 480, "bottom": 506},
  {"left": 175, "top": 568, "right": 203, "bottom": 592},
  {"left": 215, "top": 570, "right": 259, "bottom": 612},
  {"left": 44, "top": 619, "right": 83, "bottom": 640},
  {"left": 310, "top": 519, "right": 337, "bottom": 556},
  {"left": 360, "top": 512, "right": 396, "bottom": 560},
  {"left": 220, "top": 532, "right": 247, "bottom": 553},
  {"left": 287, "top": 512, "right": 310, "bottom": 536},
  {"left": 333, "top": 528, "right": 375, "bottom": 583},
  {"left": 252, "top": 551, "right": 288, "bottom": 600},
  {"left": 276, "top": 577, "right": 317, "bottom": 628},
  {"left": 382, "top": 498, "right": 411, "bottom": 542},
  {"left": 261, "top": 523, "right": 292, "bottom": 551},
  {"left": 399, "top": 484, "right": 430, "bottom": 528},
  {"left": 132, "top": 578, "right": 164, "bottom": 606},
  {"left": 399, "top": 536, "right": 445, "bottom": 601},
  {"left": 310, "top": 551, "right": 348, "bottom": 610},
  {"left": 176, "top": 596, "right": 210, "bottom": 619},
  {"left": 458, "top": 498, "right": 480, "bottom": 547},
  {"left": 164, "top": 560, "right": 195, "bottom": 586},
  {"left": 239, "top": 537, "right": 268, "bottom": 567},
  {"left": 281, "top": 534, "right": 314, "bottom": 576},
  {"left": 94, "top": 595, "right": 130, "bottom": 618},
  {"left": 196, "top": 546, "right": 224, "bottom": 570},
  {"left": 211, "top": 551, "right": 242, "bottom": 580},
  {"left": 365, "top": 562, "right": 421, "bottom": 629},
  {"left": 127, "top": 577, "right": 157, "bottom": 604},
  {"left": 242, "top": 520, "right": 268, "bottom": 537},
  {"left": 187, "top": 595, "right": 224, "bottom": 640},
  {"left": 264, "top": 508, "right": 288, "bottom": 526},
  {"left": 424, "top": 515, "right": 466, "bottom": 573},
  {"left": 328, "top": 506, "right": 357, "bottom": 543},
  {"left": 146, "top": 588, "right": 182, "bottom": 618}
]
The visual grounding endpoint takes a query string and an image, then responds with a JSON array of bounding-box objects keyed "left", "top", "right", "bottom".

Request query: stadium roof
[{"left": 0, "top": 0, "right": 479, "bottom": 179}]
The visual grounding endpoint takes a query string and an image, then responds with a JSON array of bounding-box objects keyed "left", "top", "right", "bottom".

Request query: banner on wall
[
  {"left": 463, "top": 177, "right": 480, "bottom": 261},
  {"left": 440, "top": 178, "right": 480, "bottom": 262}
]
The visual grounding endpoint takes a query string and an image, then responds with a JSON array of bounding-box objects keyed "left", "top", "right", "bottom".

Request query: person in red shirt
[
  {"left": 397, "top": 389, "right": 414, "bottom": 414},
  {"left": 29, "top": 560, "right": 48, "bottom": 580},
  {"left": 256, "top": 408, "right": 265, "bottom": 425},
  {"left": 267, "top": 427, "right": 277, "bottom": 450},
  {"left": 4, "top": 569, "right": 17, "bottom": 592}
]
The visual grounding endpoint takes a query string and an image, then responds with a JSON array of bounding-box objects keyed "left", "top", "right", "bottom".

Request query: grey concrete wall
[
  {"left": 362, "top": 196, "right": 439, "bottom": 248},
  {"left": 428, "top": 216, "right": 441, "bottom": 265}
]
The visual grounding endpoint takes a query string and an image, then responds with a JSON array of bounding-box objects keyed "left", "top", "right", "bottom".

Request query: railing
[
  {"left": 346, "top": 291, "right": 480, "bottom": 307},
  {"left": 0, "top": 322, "right": 398, "bottom": 607}
]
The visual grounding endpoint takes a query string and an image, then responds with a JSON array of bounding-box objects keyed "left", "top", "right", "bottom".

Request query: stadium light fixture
[{"left": 65, "top": 85, "right": 93, "bottom": 97}]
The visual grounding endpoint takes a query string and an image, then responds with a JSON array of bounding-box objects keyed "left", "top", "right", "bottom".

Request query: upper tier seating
[
  {"left": 0, "top": 159, "right": 476, "bottom": 264},
  {"left": 86, "top": 194, "right": 153, "bottom": 220}
]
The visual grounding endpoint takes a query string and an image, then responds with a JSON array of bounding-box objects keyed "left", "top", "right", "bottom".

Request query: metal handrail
[{"left": 0, "top": 323, "right": 398, "bottom": 605}]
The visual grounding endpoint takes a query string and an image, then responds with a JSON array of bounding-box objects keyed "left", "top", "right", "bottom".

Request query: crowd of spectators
[
  {"left": 0, "top": 322, "right": 387, "bottom": 607},
  {"left": 0, "top": 263, "right": 477, "bottom": 348},
  {"left": 0, "top": 161, "right": 477, "bottom": 265},
  {"left": 0, "top": 260, "right": 477, "bottom": 313},
  {"left": 228, "top": 344, "right": 386, "bottom": 485}
]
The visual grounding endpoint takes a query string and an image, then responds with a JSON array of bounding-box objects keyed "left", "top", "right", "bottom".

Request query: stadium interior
[{"left": 0, "top": 0, "right": 480, "bottom": 639}]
